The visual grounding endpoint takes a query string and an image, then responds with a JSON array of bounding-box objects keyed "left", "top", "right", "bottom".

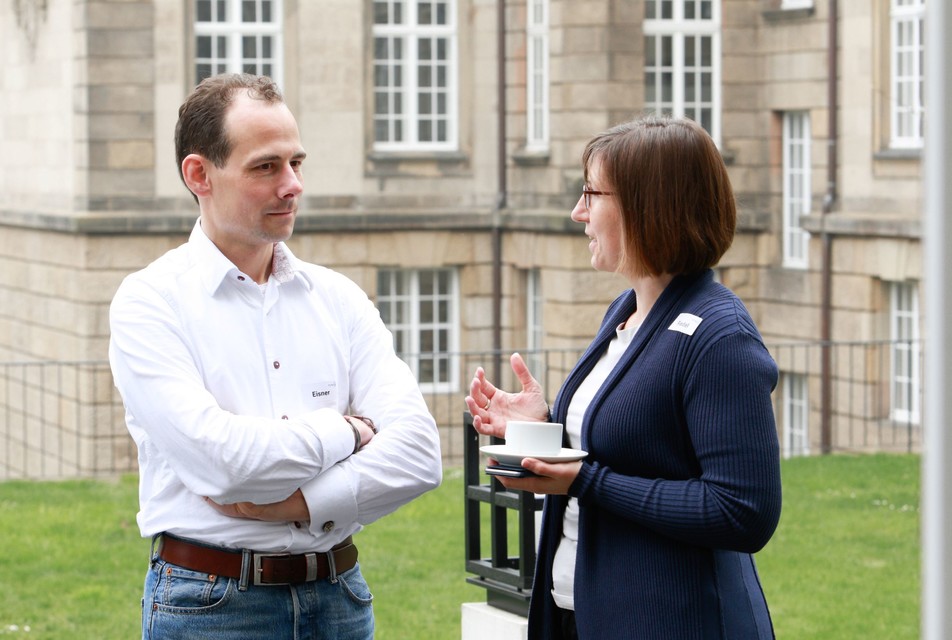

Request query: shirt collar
[{"left": 189, "top": 219, "right": 314, "bottom": 294}]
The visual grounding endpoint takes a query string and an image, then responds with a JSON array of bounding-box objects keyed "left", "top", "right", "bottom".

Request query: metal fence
[{"left": 0, "top": 339, "right": 924, "bottom": 480}]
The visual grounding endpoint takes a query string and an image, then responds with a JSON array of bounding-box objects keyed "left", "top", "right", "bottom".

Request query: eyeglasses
[{"left": 581, "top": 186, "right": 614, "bottom": 210}]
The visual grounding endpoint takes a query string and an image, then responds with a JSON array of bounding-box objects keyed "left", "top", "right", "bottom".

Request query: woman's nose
[{"left": 570, "top": 195, "right": 588, "bottom": 222}]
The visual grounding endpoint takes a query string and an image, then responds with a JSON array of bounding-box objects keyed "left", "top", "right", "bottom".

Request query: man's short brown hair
[
  {"left": 174, "top": 73, "right": 284, "bottom": 193},
  {"left": 582, "top": 115, "right": 736, "bottom": 277}
]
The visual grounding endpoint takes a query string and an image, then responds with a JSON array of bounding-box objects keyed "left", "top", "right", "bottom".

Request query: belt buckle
[{"left": 252, "top": 552, "right": 291, "bottom": 586}]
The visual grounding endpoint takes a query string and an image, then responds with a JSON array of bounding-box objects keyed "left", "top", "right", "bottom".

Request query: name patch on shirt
[
  {"left": 304, "top": 381, "right": 338, "bottom": 409},
  {"left": 668, "top": 313, "right": 703, "bottom": 336}
]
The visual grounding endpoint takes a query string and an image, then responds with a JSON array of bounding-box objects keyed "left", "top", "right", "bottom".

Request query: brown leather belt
[{"left": 158, "top": 534, "right": 358, "bottom": 587}]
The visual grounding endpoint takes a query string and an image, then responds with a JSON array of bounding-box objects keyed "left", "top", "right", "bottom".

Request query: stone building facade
[{"left": 0, "top": 0, "right": 924, "bottom": 475}]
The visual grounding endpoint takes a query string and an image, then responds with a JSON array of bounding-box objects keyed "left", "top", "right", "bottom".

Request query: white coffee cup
[{"left": 504, "top": 421, "right": 564, "bottom": 456}]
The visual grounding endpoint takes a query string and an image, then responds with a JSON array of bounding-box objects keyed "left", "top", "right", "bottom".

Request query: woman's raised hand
[{"left": 464, "top": 352, "right": 549, "bottom": 439}]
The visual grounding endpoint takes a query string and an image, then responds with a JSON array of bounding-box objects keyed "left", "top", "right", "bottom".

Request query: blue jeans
[{"left": 141, "top": 553, "right": 374, "bottom": 640}]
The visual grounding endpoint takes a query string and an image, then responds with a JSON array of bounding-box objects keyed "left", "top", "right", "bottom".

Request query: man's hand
[{"left": 204, "top": 488, "right": 310, "bottom": 523}]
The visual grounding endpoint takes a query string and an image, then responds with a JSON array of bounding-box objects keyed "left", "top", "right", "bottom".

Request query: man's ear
[{"left": 182, "top": 154, "right": 212, "bottom": 198}]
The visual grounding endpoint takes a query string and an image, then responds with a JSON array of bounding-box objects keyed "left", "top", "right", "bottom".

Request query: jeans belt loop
[
  {"left": 326, "top": 548, "right": 338, "bottom": 584},
  {"left": 149, "top": 534, "right": 162, "bottom": 565},
  {"left": 238, "top": 549, "right": 252, "bottom": 591}
]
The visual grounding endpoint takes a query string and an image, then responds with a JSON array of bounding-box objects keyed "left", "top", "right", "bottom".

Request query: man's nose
[{"left": 280, "top": 164, "right": 303, "bottom": 199}]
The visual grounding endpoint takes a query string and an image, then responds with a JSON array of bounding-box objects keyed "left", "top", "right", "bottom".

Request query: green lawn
[
  {"left": 756, "top": 454, "right": 920, "bottom": 639},
  {"left": 0, "top": 455, "right": 920, "bottom": 639}
]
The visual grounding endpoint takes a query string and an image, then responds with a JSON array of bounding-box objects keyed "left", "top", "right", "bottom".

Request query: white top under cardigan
[{"left": 551, "top": 320, "right": 640, "bottom": 610}]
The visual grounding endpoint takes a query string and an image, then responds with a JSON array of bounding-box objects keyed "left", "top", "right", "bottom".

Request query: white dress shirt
[{"left": 109, "top": 220, "right": 442, "bottom": 553}]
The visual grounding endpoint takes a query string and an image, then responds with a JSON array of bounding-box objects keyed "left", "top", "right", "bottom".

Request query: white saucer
[{"left": 480, "top": 444, "right": 588, "bottom": 466}]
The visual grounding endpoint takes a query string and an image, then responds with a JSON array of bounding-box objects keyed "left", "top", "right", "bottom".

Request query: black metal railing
[{"left": 462, "top": 411, "right": 543, "bottom": 616}]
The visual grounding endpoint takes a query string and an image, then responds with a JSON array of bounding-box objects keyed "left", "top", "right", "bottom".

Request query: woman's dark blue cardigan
[{"left": 528, "top": 270, "right": 783, "bottom": 639}]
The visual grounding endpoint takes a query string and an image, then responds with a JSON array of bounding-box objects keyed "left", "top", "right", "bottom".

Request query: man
[{"left": 109, "top": 73, "right": 442, "bottom": 640}]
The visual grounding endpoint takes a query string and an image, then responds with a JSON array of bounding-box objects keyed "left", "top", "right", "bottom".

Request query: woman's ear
[{"left": 181, "top": 154, "right": 211, "bottom": 198}]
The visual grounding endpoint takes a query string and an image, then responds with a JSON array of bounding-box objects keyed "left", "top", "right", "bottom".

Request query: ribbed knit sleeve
[{"left": 570, "top": 327, "right": 781, "bottom": 552}]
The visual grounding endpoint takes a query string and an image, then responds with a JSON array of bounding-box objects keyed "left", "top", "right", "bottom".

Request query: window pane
[
  {"left": 374, "top": 1, "right": 390, "bottom": 24},
  {"left": 661, "top": 37, "right": 672, "bottom": 66},
  {"left": 243, "top": 0, "right": 256, "bottom": 22},
  {"left": 197, "top": 0, "right": 212, "bottom": 22},
  {"left": 419, "top": 1, "right": 432, "bottom": 24},
  {"left": 197, "top": 36, "right": 212, "bottom": 58}
]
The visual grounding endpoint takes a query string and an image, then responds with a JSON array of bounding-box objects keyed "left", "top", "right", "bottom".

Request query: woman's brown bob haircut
[
  {"left": 174, "top": 73, "right": 284, "bottom": 199},
  {"left": 582, "top": 115, "right": 736, "bottom": 277}
]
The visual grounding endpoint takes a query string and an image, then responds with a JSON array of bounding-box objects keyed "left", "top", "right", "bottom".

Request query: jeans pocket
[
  {"left": 151, "top": 561, "right": 234, "bottom": 613},
  {"left": 337, "top": 564, "right": 374, "bottom": 607}
]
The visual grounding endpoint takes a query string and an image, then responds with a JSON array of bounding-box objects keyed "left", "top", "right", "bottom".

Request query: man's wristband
[
  {"left": 344, "top": 417, "right": 361, "bottom": 455},
  {"left": 349, "top": 415, "right": 377, "bottom": 433}
]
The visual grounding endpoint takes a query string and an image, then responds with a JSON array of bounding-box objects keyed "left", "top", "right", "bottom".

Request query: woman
[{"left": 465, "top": 116, "right": 782, "bottom": 639}]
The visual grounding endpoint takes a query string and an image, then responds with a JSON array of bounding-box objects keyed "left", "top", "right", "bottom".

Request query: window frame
[
  {"left": 889, "top": 281, "right": 921, "bottom": 425},
  {"left": 643, "top": 0, "right": 722, "bottom": 144},
  {"left": 525, "top": 0, "right": 550, "bottom": 152},
  {"left": 372, "top": 0, "right": 459, "bottom": 152},
  {"left": 782, "top": 372, "right": 810, "bottom": 458},
  {"left": 376, "top": 267, "right": 460, "bottom": 393},
  {"left": 780, "top": 0, "right": 814, "bottom": 9},
  {"left": 524, "top": 269, "right": 544, "bottom": 376},
  {"left": 193, "top": 0, "right": 284, "bottom": 86},
  {"left": 889, "top": 0, "right": 925, "bottom": 149},
  {"left": 781, "top": 110, "right": 811, "bottom": 269}
]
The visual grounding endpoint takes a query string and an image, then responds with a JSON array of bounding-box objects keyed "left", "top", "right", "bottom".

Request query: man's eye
[{"left": 258, "top": 163, "right": 274, "bottom": 171}]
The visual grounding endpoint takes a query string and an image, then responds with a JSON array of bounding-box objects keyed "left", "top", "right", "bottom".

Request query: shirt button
[
  {"left": 322, "top": 521, "right": 335, "bottom": 533},
  {"left": 273, "top": 361, "right": 280, "bottom": 369},
  {"left": 237, "top": 275, "right": 245, "bottom": 281},
  {"left": 294, "top": 521, "right": 303, "bottom": 529},
  {"left": 281, "top": 415, "right": 289, "bottom": 420}
]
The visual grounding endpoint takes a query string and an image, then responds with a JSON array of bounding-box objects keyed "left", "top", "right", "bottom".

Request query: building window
[
  {"left": 644, "top": 0, "right": 721, "bottom": 142},
  {"left": 525, "top": 269, "right": 544, "bottom": 376},
  {"left": 780, "top": 0, "right": 813, "bottom": 9},
  {"left": 890, "top": 0, "right": 925, "bottom": 149},
  {"left": 889, "top": 281, "right": 920, "bottom": 424},
  {"left": 377, "top": 268, "right": 459, "bottom": 392},
  {"left": 526, "top": 0, "right": 549, "bottom": 151},
  {"left": 194, "top": 0, "right": 283, "bottom": 86},
  {"left": 782, "top": 372, "right": 809, "bottom": 458},
  {"left": 373, "top": 0, "right": 458, "bottom": 151},
  {"left": 782, "top": 111, "right": 811, "bottom": 269}
]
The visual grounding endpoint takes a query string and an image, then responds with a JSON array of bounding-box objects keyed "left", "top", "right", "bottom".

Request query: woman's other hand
[
  {"left": 465, "top": 352, "right": 549, "bottom": 439},
  {"left": 492, "top": 459, "right": 582, "bottom": 496}
]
